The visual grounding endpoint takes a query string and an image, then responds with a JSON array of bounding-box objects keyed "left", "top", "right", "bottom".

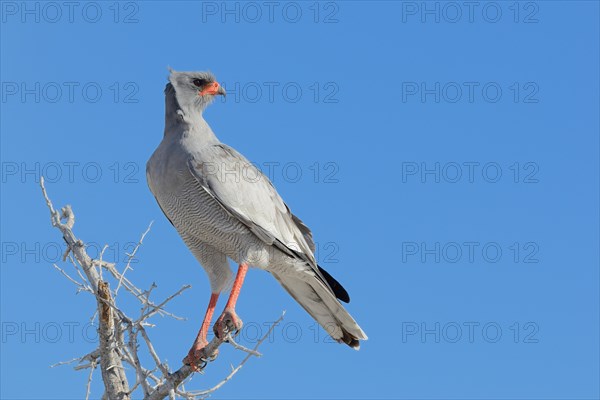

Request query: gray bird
[{"left": 147, "top": 69, "right": 367, "bottom": 368}]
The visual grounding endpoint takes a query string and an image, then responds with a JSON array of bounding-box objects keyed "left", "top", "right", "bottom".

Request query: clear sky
[{"left": 1, "top": 1, "right": 599, "bottom": 399}]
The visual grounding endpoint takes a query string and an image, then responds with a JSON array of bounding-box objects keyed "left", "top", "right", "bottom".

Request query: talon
[
  {"left": 213, "top": 308, "right": 243, "bottom": 339},
  {"left": 183, "top": 340, "right": 219, "bottom": 371}
]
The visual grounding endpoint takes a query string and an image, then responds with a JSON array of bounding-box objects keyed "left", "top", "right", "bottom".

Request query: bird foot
[
  {"left": 213, "top": 308, "right": 243, "bottom": 339},
  {"left": 183, "top": 339, "right": 219, "bottom": 371}
]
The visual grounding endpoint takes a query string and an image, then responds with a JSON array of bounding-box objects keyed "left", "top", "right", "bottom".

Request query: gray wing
[{"left": 187, "top": 143, "right": 319, "bottom": 268}]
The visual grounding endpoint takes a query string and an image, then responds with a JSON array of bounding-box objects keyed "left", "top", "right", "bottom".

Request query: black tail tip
[
  {"left": 347, "top": 338, "right": 360, "bottom": 350},
  {"left": 339, "top": 330, "right": 361, "bottom": 350},
  {"left": 338, "top": 337, "right": 360, "bottom": 350},
  {"left": 318, "top": 265, "right": 350, "bottom": 303}
]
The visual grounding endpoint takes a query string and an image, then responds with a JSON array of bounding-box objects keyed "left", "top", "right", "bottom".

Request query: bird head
[{"left": 167, "top": 69, "right": 226, "bottom": 114}]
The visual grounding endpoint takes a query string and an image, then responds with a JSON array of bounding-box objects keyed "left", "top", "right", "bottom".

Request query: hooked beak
[{"left": 200, "top": 81, "right": 226, "bottom": 97}]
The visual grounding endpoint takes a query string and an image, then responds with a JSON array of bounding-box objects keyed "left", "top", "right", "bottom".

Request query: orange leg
[
  {"left": 183, "top": 292, "right": 219, "bottom": 369},
  {"left": 214, "top": 263, "right": 248, "bottom": 338},
  {"left": 226, "top": 263, "right": 248, "bottom": 309}
]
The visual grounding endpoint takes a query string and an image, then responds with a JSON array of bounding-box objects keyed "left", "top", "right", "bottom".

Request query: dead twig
[{"left": 41, "top": 178, "right": 282, "bottom": 400}]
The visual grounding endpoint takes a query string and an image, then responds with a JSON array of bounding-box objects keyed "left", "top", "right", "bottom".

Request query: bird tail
[{"left": 271, "top": 272, "right": 368, "bottom": 349}]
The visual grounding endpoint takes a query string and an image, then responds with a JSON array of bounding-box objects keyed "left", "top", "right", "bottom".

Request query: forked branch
[{"left": 40, "top": 177, "right": 283, "bottom": 399}]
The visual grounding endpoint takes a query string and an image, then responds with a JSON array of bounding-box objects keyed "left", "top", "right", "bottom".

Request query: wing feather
[{"left": 187, "top": 144, "right": 318, "bottom": 268}]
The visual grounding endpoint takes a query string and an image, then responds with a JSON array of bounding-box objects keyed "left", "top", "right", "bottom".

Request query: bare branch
[
  {"left": 196, "top": 312, "right": 285, "bottom": 398},
  {"left": 41, "top": 178, "right": 282, "bottom": 400},
  {"left": 103, "top": 263, "right": 186, "bottom": 321},
  {"left": 41, "top": 177, "right": 101, "bottom": 292},
  {"left": 50, "top": 357, "right": 81, "bottom": 368},
  {"left": 139, "top": 325, "right": 170, "bottom": 378},
  {"left": 140, "top": 285, "right": 191, "bottom": 322},
  {"left": 225, "top": 334, "right": 263, "bottom": 357},
  {"left": 85, "top": 359, "right": 97, "bottom": 400},
  {"left": 52, "top": 263, "right": 91, "bottom": 293},
  {"left": 148, "top": 312, "right": 285, "bottom": 400},
  {"left": 127, "top": 322, "right": 152, "bottom": 397},
  {"left": 98, "top": 281, "right": 130, "bottom": 399},
  {"left": 116, "top": 221, "right": 153, "bottom": 296}
]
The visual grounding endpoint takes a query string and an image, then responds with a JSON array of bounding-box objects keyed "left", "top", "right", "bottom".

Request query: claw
[
  {"left": 213, "top": 308, "right": 243, "bottom": 340},
  {"left": 183, "top": 340, "right": 219, "bottom": 371}
]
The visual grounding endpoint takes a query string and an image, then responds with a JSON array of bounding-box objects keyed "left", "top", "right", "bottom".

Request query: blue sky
[{"left": 1, "top": 1, "right": 599, "bottom": 399}]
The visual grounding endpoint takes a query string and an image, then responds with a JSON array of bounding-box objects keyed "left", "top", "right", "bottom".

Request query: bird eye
[{"left": 192, "top": 78, "right": 205, "bottom": 88}]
